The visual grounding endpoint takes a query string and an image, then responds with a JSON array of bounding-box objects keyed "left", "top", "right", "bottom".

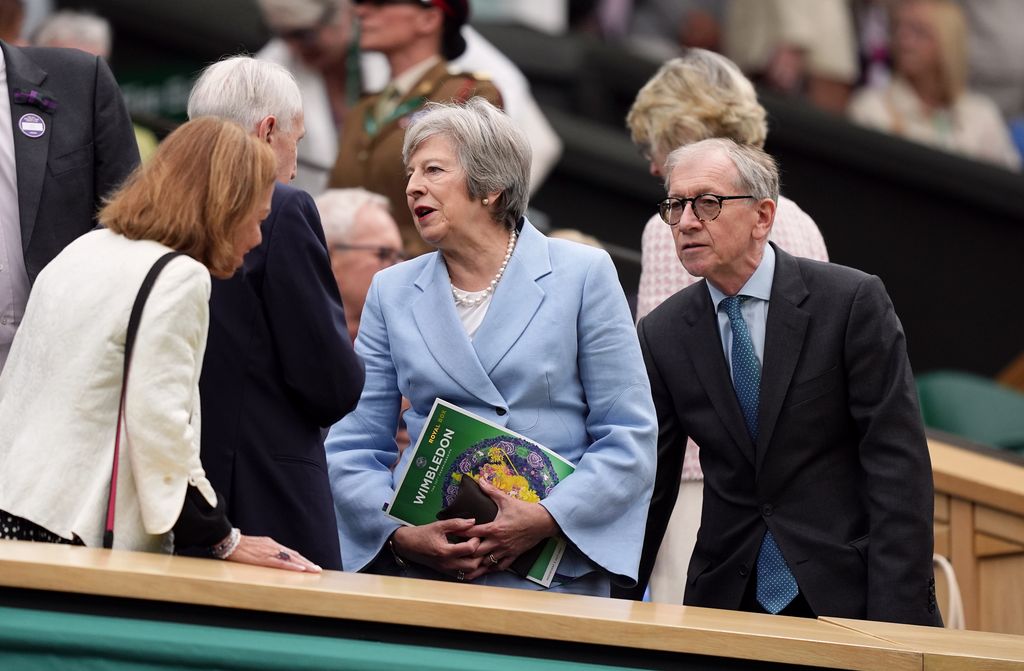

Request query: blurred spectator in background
[
  {"left": 259, "top": 0, "right": 561, "bottom": 198},
  {"left": 619, "top": 49, "right": 828, "bottom": 604},
  {"left": 257, "top": 0, "right": 359, "bottom": 195},
  {"left": 189, "top": 56, "right": 364, "bottom": 572},
  {"left": 316, "top": 187, "right": 404, "bottom": 343},
  {"left": 32, "top": 10, "right": 159, "bottom": 161},
  {"left": 0, "top": 0, "right": 24, "bottom": 44},
  {"left": 723, "top": 0, "right": 859, "bottom": 115},
  {"left": 362, "top": 25, "right": 562, "bottom": 195},
  {"left": 316, "top": 187, "right": 411, "bottom": 453},
  {"left": 852, "top": 0, "right": 895, "bottom": 90},
  {"left": 954, "top": 0, "right": 1024, "bottom": 160},
  {"left": 328, "top": 0, "right": 500, "bottom": 257},
  {"left": 627, "top": 0, "right": 725, "bottom": 62},
  {"left": 956, "top": 0, "right": 1024, "bottom": 122},
  {"left": 848, "top": 0, "right": 1020, "bottom": 171}
]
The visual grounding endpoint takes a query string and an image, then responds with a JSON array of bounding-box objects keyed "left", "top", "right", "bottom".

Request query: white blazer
[{"left": 0, "top": 229, "right": 218, "bottom": 551}]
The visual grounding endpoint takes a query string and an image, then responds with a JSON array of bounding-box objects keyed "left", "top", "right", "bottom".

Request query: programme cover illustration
[{"left": 385, "top": 398, "right": 576, "bottom": 586}]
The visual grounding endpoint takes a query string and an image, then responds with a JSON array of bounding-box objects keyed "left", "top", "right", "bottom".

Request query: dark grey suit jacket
[
  {"left": 633, "top": 244, "right": 940, "bottom": 626},
  {"left": 2, "top": 41, "right": 139, "bottom": 282}
]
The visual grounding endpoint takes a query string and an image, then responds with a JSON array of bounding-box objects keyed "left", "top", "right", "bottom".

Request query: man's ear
[
  {"left": 256, "top": 115, "right": 277, "bottom": 143},
  {"left": 753, "top": 198, "right": 776, "bottom": 241}
]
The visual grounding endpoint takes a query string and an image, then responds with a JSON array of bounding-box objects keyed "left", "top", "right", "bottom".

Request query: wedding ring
[
  {"left": 456, "top": 570, "right": 465, "bottom": 581},
  {"left": 276, "top": 551, "right": 291, "bottom": 561},
  {"left": 487, "top": 553, "right": 499, "bottom": 566}
]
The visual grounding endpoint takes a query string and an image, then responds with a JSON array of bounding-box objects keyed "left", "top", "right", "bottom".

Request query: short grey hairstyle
[
  {"left": 34, "top": 10, "right": 112, "bottom": 59},
  {"left": 665, "top": 138, "right": 779, "bottom": 203},
  {"left": 187, "top": 56, "right": 302, "bottom": 133},
  {"left": 315, "top": 188, "right": 391, "bottom": 245},
  {"left": 402, "top": 97, "right": 531, "bottom": 230}
]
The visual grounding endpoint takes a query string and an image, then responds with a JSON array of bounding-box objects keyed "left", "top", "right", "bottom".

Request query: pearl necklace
[{"left": 451, "top": 229, "right": 518, "bottom": 307}]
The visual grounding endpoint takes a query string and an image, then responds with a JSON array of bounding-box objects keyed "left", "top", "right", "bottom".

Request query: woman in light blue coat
[{"left": 326, "top": 98, "right": 656, "bottom": 595}]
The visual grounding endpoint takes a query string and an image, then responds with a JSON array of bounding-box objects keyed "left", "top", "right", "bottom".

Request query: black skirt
[{"left": 0, "top": 509, "right": 83, "bottom": 545}]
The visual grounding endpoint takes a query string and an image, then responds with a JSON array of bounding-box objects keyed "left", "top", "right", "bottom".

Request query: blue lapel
[
  {"left": 2, "top": 42, "right": 51, "bottom": 254},
  {"left": 473, "top": 221, "right": 550, "bottom": 375},
  {"left": 410, "top": 250, "right": 506, "bottom": 410}
]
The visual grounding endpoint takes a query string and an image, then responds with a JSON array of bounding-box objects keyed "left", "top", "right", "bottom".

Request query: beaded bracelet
[{"left": 212, "top": 527, "right": 241, "bottom": 559}]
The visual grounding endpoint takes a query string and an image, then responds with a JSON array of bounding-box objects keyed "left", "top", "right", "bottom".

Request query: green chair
[{"left": 917, "top": 370, "right": 1024, "bottom": 452}]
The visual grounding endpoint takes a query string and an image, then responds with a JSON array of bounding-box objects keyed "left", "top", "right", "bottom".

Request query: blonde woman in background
[{"left": 848, "top": 0, "right": 1020, "bottom": 170}]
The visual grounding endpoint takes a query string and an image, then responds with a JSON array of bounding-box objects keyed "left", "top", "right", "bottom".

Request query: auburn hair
[{"left": 99, "top": 116, "right": 277, "bottom": 277}]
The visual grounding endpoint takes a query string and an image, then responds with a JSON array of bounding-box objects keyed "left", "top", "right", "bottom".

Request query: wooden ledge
[
  {"left": 821, "top": 616, "right": 1024, "bottom": 670},
  {"left": 0, "top": 541, "right": 917, "bottom": 671}
]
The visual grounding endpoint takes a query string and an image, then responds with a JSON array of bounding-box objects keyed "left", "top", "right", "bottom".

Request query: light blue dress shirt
[{"left": 706, "top": 244, "right": 776, "bottom": 372}]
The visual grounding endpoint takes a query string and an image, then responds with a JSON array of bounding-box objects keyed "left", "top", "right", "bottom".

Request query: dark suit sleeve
[
  {"left": 90, "top": 55, "right": 141, "bottom": 213},
  {"left": 261, "top": 189, "right": 365, "bottom": 426},
  {"left": 615, "top": 316, "right": 688, "bottom": 600},
  {"left": 173, "top": 484, "right": 232, "bottom": 551},
  {"left": 845, "top": 275, "right": 940, "bottom": 626}
]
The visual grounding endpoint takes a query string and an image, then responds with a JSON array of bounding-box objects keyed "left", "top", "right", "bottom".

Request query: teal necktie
[{"left": 721, "top": 296, "right": 798, "bottom": 614}]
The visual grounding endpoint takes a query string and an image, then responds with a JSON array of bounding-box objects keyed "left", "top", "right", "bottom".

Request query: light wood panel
[
  {"left": 978, "top": 555, "right": 1024, "bottom": 635},
  {"left": 929, "top": 440, "right": 1024, "bottom": 516},
  {"left": 930, "top": 438, "right": 1024, "bottom": 634},
  {"left": 823, "top": 616, "right": 1024, "bottom": 671},
  {"left": 0, "top": 541, "right": 918, "bottom": 671}
]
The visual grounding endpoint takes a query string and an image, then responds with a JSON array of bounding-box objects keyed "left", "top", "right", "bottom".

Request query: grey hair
[
  {"left": 665, "top": 138, "right": 779, "bottom": 203},
  {"left": 187, "top": 56, "right": 302, "bottom": 133},
  {"left": 402, "top": 97, "right": 531, "bottom": 230},
  {"left": 315, "top": 188, "right": 391, "bottom": 245},
  {"left": 34, "top": 10, "right": 112, "bottom": 59}
]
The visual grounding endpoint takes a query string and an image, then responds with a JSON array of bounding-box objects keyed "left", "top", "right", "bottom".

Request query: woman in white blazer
[
  {"left": 326, "top": 98, "right": 657, "bottom": 596},
  {"left": 0, "top": 118, "right": 319, "bottom": 572}
]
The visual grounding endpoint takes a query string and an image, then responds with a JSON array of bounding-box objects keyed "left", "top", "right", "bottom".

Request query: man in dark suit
[
  {"left": 634, "top": 138, "right": 940, "bottom": 626},
  {"left": 189, "top": 56, "right": 364, "bottom": 571},
  {"left": 0, "top": 40, "right": 139, "bottom": 371}
]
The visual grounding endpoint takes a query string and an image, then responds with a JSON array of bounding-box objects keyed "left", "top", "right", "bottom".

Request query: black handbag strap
[{"left": 103, "top": 251, "right": 186, "bottom": 549}]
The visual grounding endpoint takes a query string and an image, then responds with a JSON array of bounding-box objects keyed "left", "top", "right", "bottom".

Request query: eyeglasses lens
[{"left": 659, "top": 196, "right": 722, "bottom": 225}]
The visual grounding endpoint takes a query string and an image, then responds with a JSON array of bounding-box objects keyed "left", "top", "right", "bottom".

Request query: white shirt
[
  {"left": 0, "top": 49, "right": 30, "bottom": 374},
  {"left": 451, "top": 287, "right": 492, "bottom": 340}
]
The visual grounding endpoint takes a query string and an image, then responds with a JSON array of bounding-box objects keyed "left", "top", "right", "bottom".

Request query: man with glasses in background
[
  {"left": 636, "top": 137, "right": 941, "bottom": 626},
  {"left": 316, "top": 187, "right": 404, "bottom": 343}
]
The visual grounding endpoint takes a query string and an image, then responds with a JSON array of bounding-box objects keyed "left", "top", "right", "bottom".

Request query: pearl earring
[{"left": 482, "top": 198, "right": 489, "bottom": 206}]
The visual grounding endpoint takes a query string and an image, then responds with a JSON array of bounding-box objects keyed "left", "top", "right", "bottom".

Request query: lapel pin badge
[{"left": 18, "top": 113, "right": 46, "bottom": 139}]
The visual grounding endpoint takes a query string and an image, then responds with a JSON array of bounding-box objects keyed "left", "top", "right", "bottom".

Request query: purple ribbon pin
[{"left": 13, "top": 88, "right": 58, "bottom": 114}]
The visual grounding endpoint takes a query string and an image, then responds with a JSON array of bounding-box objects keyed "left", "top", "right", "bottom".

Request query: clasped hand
[{"left": 392, "top": 478, "right": 559, "bottom": 581}]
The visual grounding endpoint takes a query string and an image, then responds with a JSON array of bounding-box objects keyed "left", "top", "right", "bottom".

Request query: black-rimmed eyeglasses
[
  {"left": 658, "top": 194, "right": 755, "bottom": 226},
  {"left": 331, "top": 243, "right": 406, "bottom": 265}
]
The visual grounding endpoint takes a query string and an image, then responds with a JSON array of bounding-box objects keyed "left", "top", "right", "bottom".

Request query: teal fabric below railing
[{"left": 0, "top": 605, "right": 647, "bottom": 671}]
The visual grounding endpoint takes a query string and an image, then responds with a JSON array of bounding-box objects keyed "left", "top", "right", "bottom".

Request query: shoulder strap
[{"left": 103, "top": 251, "right": 187, "bottom": 549}]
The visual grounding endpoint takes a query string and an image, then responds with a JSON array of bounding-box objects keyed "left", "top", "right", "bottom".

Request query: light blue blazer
[{"left": 325, "top": 220, "right": 657, "bottom": 590}]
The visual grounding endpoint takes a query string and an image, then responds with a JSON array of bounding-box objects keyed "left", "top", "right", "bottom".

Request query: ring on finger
[
  {"left": 456, "top": 570, "right": 465, "bottom": 581},
  {"left": 487, "top": 553, "right": 499, "bottom": 566},
  {"left": 276, "top": 551, "right": 291, "bottom": 561}
]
